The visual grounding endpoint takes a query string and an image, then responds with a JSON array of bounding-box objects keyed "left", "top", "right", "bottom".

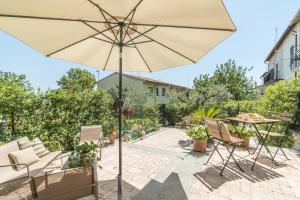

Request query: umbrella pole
[{"left": 118, "top": 22, "right": 124, "bottom": 200}]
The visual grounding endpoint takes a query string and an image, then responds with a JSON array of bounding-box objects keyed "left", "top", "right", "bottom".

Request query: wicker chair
[{"left": 204, "top": 118, "right": 245, "bottom": 176}]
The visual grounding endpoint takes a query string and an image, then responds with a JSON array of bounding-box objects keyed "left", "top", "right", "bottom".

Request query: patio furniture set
[
  {"left": 203, "top": 113, "right": 291, "bottom": 176},
  {"left": 0, "top": 125, "right": 103, "bottom": 200}
]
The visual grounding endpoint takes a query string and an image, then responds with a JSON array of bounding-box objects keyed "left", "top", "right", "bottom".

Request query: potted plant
[
  {"left": 227, "top": 124, "right": 253, "bottom": 147},
  {"left": 186, "top": 125, "right": 208, "bottom": 152},
  {"left": 108, "top": 123, "right": 117, "bottom": 144},
  {"left": 68, "top": 142, "right": 98, "bottom": 168}
]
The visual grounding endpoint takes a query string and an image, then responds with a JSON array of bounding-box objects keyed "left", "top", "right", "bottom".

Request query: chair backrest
[
  {"left": 80, "top": 125, "right": 102, "bottom": 144},
  {"left": 204, "top": 118, "right": 232, "bottom": 143}
]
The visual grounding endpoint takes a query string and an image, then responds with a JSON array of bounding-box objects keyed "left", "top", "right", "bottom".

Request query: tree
[
  {"left": 212, "top": 59, "right": 255, "bottom": 100},
  {"left": 193, "top": 76, "right": 232, "bottom": 107},
  {"left": 0, "top": 72, "right": 38, "bottom": 141},
  {"left": 57, "top": 68, "right": 96, "bottom": 92},
  {"left": 193, "top": 59, "right": 256, "bottom": 102}
]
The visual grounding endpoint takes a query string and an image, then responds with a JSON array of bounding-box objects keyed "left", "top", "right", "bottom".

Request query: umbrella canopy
[
  {"left": 0, "top": 0, "right": 235, "bottom": 72},
  {"left": 0, "top": 1, "right": 236, "bottom": 199}
]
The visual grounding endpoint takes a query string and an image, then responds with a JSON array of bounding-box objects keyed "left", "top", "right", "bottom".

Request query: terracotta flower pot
[
  {"left": 108, "top": 131, "right": 116, "bottom": 144},
  {"left": 192, "top": 138, "right": 207, "bottom": 152},
  {"left": 232, "top": 134, "right": 250, "bottom": 147},
  {"left": 240, "top": 138, "right": 250, "bottom": 147}
]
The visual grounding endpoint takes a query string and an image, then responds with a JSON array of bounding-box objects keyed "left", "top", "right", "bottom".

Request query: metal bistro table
[{"left": 226, "top": 117, "right": 282, "bottom": 170}]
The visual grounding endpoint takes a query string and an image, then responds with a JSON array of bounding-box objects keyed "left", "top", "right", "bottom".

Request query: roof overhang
[{"left": 265, "top": 9, "right": 300, "bottom": 62}]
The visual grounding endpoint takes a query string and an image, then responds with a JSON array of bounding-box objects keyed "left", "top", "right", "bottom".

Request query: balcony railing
[
  {"left": 263, "top": 68, "right": 283, "bottom": 85},
  {"left": 291, "top": 46, "right": 300, "bottom": 69}
]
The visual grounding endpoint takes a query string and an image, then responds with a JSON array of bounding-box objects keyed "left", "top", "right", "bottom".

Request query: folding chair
[
  {"left": 252, "top": 113, "right": 291, "bottom": 167},
  {"left": 204, "top": 118, "right": 244, "bottom": 176},
  {"left": 74, "top": 125, "right": 103, "bottom": 161}
]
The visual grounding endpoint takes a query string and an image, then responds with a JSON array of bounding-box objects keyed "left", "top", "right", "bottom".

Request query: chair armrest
[
  {"left": 0, "top": 163, "right": 30, "bottom": 177},
  {"left": 43, "top": 141, "right": 62, "bottom": 152}
]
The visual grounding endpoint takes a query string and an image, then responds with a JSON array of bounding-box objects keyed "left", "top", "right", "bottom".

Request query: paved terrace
[{"left": 2, "top": 127, "right": 300, "bottom": 200}]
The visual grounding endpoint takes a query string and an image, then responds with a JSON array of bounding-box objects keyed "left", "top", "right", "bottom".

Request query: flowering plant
[
  {"left": 122, "top": 106, "right": 134, "bottom": 118},
  {"left": 186, "top": 125, "right": 208, "bottom": 140}
]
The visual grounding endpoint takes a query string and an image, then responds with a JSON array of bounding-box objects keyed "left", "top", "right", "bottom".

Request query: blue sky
[{"left": 0, "top": 1, "right": 299, "bottom": 90}]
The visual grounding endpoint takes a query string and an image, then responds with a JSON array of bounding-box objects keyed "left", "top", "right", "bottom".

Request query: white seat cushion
[
  {"left": 8, "top": 147, "right": 40, "bottom": 170},
  {"left": 32, "top": 138, "right": 50, "bottom": 158}
]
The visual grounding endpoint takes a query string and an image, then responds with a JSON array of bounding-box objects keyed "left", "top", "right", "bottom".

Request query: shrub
[
  {"left": 261, "top": 79, "right": 300, "bottom": 115},
  {"left": 142, "top": 105, "right": 160, "bottom": 119},
  {"left": 40, "top": 89, "right": 114, "bottom": 150},
  {"left": 164, "top": 102, "right": 191, "bottom": 126},
  {"left": 123, "top": 117, "right": 161, "bottom": 138},
  {"left": 223, "top": 100, "right": 261, "bottom": 117},
  {"left": 186, "top": 125, "right": 208, "bottom": 140}
]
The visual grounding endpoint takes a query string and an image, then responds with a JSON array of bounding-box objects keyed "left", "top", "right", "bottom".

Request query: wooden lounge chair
[
  {"left": 204, "top": 118, "right": 244, "bottom": 176},
  {"left": 74, "top": 125, "right": 103, "bottom": 160}
]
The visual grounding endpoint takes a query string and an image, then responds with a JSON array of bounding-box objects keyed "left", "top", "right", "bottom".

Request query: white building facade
[
  {"left": 97, "top": 72, "right": 189, "bottom": 105},
  {"left": 260, "top": 9, "right": 300, "bottom": 93}
]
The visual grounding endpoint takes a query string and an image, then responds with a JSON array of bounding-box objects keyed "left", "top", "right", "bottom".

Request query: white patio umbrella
[{"left": 0, "top": 0, "right": 236, "bottom": 199}]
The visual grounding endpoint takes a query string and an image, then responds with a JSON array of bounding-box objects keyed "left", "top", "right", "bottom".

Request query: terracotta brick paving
[{"left": 1, "top": 127, "right": 300, "bottom": 200}]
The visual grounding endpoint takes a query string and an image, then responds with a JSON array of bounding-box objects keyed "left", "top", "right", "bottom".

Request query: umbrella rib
[
  {"left": 103, "top": 43, "right": 115, "bottom": 71},
  {"left": 87, "top": 0, "right": 119, "bottom": 23},
  {"left": 128, "top": 40, "right": 153, "bottom": 45},
  {"left": 0, "top": 14, "right": 110, "bottom": 24},
  {"left": 87, "top": 0, "right": 119, "bottom": 42},
  {"left": 127, "top": 22, "right": 236, "bottom": 32},
  {"left": 103, "top": 28, "right": 121, "bottom": 71},
  {"left": 124, "top": 28, "right": 152, "bottom": 72},
  {"left": 125, "top": 25, "right": 196, "bottom": 63},
  {"left": 122, "top": 9, "right": 136, "bottom": 42},
  {"left": 124, "top": 26, "right": 156, "bottom": 45},
  {"left": 82, "top": 21, "right": 116, "bottom": 43},
  {"left": 92, "top": 37, "right": 115, "bottom": 45},
  {"left": 122, "top": 0, "right": 144, "bottom": 23},
  {"left": 47, "top": 25, "right": 118, "bottom": 57}
]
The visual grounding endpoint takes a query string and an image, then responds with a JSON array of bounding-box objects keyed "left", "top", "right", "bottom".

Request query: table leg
[
  {"left": 252, "top": 124, "right": 263, "bottom": 154},
  {"left": 254, "top": 124, "right": 275, "bottom": 158},
  {"left": 252, "top": 131, "right": 269, "bottom": 170},
  {"left": 230, "top": 122, "right": 250, "bottom": 154}
]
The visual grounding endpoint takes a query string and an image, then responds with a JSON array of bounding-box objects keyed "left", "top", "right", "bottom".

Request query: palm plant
[{"left": 193, "top": 107, "right": 221, "bottom": 119}]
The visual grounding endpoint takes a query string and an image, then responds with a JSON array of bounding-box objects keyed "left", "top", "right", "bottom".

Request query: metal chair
[
  {"left": 204, "top": 118, "right": 244, "bottom": 176},
  {"left": 251, "top": 112, "right": 291, "bottom": 168}
]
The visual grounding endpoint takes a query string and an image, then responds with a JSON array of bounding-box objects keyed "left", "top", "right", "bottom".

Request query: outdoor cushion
[
  {"left": 17, "top": 137, "right": 33, "bottom": 150},
  {"left": 8, "top": 147, "right": 40, "bottom": 170},
  {"left": 32, "top": 138, "right": 50, "bottom": 158},
  {"left": 0, "top": 151, "right": 61, "bottom": 184}
]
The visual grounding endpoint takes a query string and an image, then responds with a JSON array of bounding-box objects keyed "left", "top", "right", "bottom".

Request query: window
[
  {"left": 162, "top": 88, "right": 166, "bottom": 96},
  {"left": 275, "top": 63, "right": 279, "bottom": 79},
  {"left": 148, "top": 87, "right": 154, "bottom": 94},
  {"left": 290, "top": 45, "right": 295, "bottom": 70},
  {"left": 156, "top": 87, "right": 159, "bottom": 96}
]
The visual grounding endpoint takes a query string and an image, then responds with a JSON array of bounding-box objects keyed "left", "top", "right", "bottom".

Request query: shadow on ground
[
  {"left": 99, "top": 173, "right": 187, "bottom": 200},
  {"left": 133, "top": 172, "right": 188, "bottom": 200},
  {"left": 249, "top": 155, "right": 289, "bottom": 169},
  {"left": 194, "top": 160, "right": 283, "bottom": 191}
]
